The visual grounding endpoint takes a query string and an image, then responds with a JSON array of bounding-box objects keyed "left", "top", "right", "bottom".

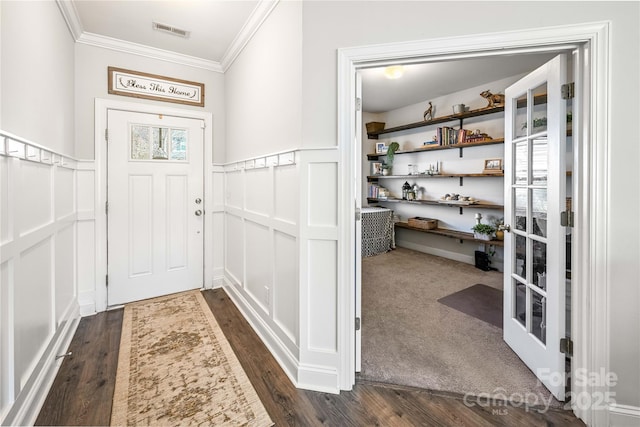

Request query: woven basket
[
  {"left": 408, "top": 217, "right": 438, "bottom": 230},
  {"left": 366, "top": 122, "right": 385, "bottom": 133}
]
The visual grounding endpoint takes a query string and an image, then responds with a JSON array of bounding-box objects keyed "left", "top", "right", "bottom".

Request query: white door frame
[
  {"left": 337, "top": 22, "right": 610, "bottom": 425},
  {"left": 94, "top": 98, "right": 214, "bottom": 310}
]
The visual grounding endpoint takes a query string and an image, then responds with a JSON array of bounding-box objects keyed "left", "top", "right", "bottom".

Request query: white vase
[{"left": 474, "top": 232, "right": 493, "bottom": 241}]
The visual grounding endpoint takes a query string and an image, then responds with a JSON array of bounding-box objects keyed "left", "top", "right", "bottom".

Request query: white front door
[
  {"left": 107, "top": 110, "right": 204, "bottom": 305},
  {"left": 503, "top": 54, "right": 568, "bottom": 400}
]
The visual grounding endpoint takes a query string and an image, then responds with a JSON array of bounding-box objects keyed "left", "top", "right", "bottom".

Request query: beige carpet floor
[{"left": 361, "top": 247, "right": 560, "bottom": 408}]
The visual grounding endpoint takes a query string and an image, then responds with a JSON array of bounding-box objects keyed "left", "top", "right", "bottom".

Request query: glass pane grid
[
  {"left": 130, "top": 124, "right": 188, "bottom": 162},
  {"left": 510, "top": 84, "right": 551, "bottom": 347}
]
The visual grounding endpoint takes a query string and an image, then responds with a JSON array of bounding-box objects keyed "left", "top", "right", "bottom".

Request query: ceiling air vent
[{"left": 152, "top": 22, "right": 190, "bottom": 38}]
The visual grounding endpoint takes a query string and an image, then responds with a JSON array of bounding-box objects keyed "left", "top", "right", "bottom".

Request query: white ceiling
[
  {"left": 72, "top": 0, "right": 258, "bottom": 63},
  {"left": 360, "top": 53, "right": 557, "bottom": 113},
  {"left": 63, "top": 1, "right": 556, "bottom": 112}
]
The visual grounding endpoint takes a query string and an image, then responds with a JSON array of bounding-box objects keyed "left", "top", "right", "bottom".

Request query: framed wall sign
[{"left": 108, "top": 67, "right": 205, "bottom": 107}]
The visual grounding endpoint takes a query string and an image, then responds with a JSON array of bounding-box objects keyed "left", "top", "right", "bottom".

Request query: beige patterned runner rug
[{"left": 111, "top": 290, "right": 273, "bottom": 426}]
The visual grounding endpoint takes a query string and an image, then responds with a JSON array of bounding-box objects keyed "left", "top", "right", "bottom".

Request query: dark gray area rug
[{"left": 437, "top": 283, "right": 503, "bottom": 328}]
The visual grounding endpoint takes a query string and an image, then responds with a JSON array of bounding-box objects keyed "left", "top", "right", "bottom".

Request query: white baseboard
[
  {"left": 2, "top": 302, "right": 80, "bottom": 426},
  {"left": 609, "top": 403, "right": 640, "bottom": 426},
  {"left": 396, "top": 240, "right": 475, "bottom": 265},
  {"left": 212, "top": 269, "right": 225, "bottom": 288},
  {"left": 221, "top": 279, "right": 301, "bottom": 389},
  {"left": 297, "top": 364, "right": 340, "bottom": 394},
  {"left": 78, "top": 289, "right": 96, "bottom": 316}
]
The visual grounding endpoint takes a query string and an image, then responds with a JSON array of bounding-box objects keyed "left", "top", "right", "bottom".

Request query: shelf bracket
[
  {"left": 459, "top": 239, "right": 464, "bottom": 244},
  {"left": 459, "top": 207, "right": 463, "bottom": 215},
  {"left": 459, "top": 147, "right": 463, "bottom": 158},
  {"left": 459, "top": 176, "right": 463, "bottom": 186}
]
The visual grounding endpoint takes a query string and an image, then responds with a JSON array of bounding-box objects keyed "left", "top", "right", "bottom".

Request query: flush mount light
[
  {"left": 383, "top": 65, "right": 405, "bottom": 79},
  {"left": 152, "top": 21, "right": 190, "bottom": 38}
]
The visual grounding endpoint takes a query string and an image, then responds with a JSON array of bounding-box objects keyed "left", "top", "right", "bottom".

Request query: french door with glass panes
[
  {"left": 107, "top": 110, "right": 204, "bottom": 306},
  {"left": 503, "top": 54, "right": 568, "bottom": 400}
]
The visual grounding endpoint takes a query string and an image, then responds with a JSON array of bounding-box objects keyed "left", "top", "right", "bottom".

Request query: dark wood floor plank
[
  {"left": 37, "top": 289, "right": 583, "bottom": 427},
  {"left": 35, "top": 309, "right": 123, "bottom": 427},
  {"left": 202, "top": 290, "right": 324, "bottom": 426}
]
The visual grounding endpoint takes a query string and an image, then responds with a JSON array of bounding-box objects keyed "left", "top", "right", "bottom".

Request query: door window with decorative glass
[{"left": 130, "top": 124, "right": 188, "bottom": 161}]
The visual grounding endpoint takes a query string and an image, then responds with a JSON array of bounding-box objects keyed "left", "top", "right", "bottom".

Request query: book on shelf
[{"left": 434, "top": 127, "right": 492, "bottom": 145}]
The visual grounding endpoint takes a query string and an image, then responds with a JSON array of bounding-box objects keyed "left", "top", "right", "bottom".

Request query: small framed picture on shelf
[
  {"left": 371, "top": 162, "right": 383, "bottom": 175},
  {"left": 483, "top": 158, "right": 503, "bottom": 174},
  {"left": 375, "top": 142, "right": 388, "bottom": 154}
]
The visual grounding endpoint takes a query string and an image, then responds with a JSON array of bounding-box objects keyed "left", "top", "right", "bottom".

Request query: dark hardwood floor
[{"left": 36, "top": 288, "right": 583, "bottom": 426}]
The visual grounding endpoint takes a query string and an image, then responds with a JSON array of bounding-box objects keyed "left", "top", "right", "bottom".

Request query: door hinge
[
  {"left": 561, "top": 210, "right": 574, "bottom": 227},
  {"left": 105, "top": 201, "right": 109, "bottom": 215},
  {"left": 355, "top": 208, "right": 361, "bottom": 221},
  {"left": 355, "top": 317, "right": 361, "bottom": 331},
  {"left": 561, "top": 82, "right": 575, "bottom": 100},
  {"left": 105, "top": 128, "right": 109, "bottom": 142},
  {"left": 106, "top": 274, "right": 109, "bottom": 287},
  {"left": 355, "top": 97, "right": 362, "bottom": 112},
  {"left": 560, "top": 337, "right": 573, "bottom": 356}
]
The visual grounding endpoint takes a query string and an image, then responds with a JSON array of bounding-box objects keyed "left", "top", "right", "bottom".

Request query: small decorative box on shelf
[{"left": 407, "top": 217, "right": 438, "bottom": 230}]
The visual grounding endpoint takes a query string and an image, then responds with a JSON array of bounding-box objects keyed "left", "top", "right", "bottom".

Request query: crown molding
[
  {"left": 56, "top": 0, "right": 83, "bottom": 40},
  {"left": 77, "top": 32, "right": 224, "bottom": 73},
  {"left": 220, "top": 0, "right": 279, "bottom": 71},
  {"left": 56, "top": 0, "right": 276, "bottom": 73}
]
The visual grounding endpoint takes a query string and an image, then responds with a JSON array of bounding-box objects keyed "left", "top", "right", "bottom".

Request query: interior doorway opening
[{"left": 355, "top": 50, "right": 578, "bottom": 406}]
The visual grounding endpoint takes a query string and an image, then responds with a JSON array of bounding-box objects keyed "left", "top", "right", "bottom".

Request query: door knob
[
  {"left": 195, "top": 210, "right": 203, "bottom": 216},
  {"left": 503, "top": 224, "right": 511, "bottom": 232}
]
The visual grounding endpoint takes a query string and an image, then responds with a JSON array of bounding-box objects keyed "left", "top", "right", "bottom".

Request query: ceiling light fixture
[
  {"left": 152, "top": 22, "right": 190, "bottom": 38},
  {"left": 383, "top": 65, "right": 405, "bottom": 79}
]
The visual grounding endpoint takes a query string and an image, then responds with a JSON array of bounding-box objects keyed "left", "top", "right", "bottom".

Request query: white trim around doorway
[
  {"left": 337, "top": 21, "right": 610, "bottom": 426},
  {"left": 93, "top": 99, "right": 214, "bottom": 312}
]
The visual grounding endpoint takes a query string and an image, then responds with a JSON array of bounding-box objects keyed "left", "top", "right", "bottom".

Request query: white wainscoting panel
[
  {"left": 222, "top": 150, "right": 302, "bottom": 388},
  {"left": 210, "top": 167, "right": 225, "bottom": 285},
  {"left": 75, "top": 165, "right": 96, "bottom": 316},
  {"left": 221, "top": 149, "right": 342, "bottom": 394},
  {"left": 18, "top": 162, "right": 53, "bottom": 235},
  {"left": 225, "top": 213, "right": 245, "bottom": 286},
  {"left": 307, "top": 240, "right": 337, "bottom": 352},
  {"left": 308, "top": 163, "right": 337, "bottom": 227},
  {"left": 55, "top": 224, "right": 76, "bottom": 323},
  {"left": 274, "top": 164, "right": 298, "bottom": 224},
  {"left": 0, "top": 157, "right": 10, "bottom": 244},
  {"left": 244, "top": 168, "right": 271, "bottom": 217},
  {"left": 244, "top": 219, "right": 271, "bottom": 313},
  {"left": 273, "top": 230, "right": 298, "bottom": 345},
  {"left": 297, "top": 148, "right": 340, "bottom": 393},
  {"left": 0, "top": 132, "right": 80, "bottom": 426},
  {"left": 15, "top": 239, "right": 53, "bottom": 389},
  {"left": 225, "top": 170, "right": 244, "bottom": 210},
  {"left": 55, "top": 168, "right": 75, "bottom": 219}
]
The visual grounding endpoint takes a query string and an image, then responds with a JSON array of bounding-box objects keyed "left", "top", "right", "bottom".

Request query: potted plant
[
  {"left": 472, "top": 223, "right": 496, "bottom": 241},
  {"left": 491, "top": 217, "right": 505, "bottom": 241},
  {"left": 383, "top": 142, "right": 400, "bottom": 174}
]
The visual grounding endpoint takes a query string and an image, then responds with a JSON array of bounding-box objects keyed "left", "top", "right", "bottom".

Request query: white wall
[
  {"left": 74, "top": 43, "right": 225, "bottom": 161},
  {"left": 223, "top": 1, "right": 344, "bottom": 391},
  {"left": 364, "top": 75, "right": 530, "bottom": 270},
  {"left": 0, "top": 0, "right": 75, "bottom": 156},
  {"left": 299, "top": 0, "right": 639, "bottom": 416},
  {"left": 1, "top": 3, "right": 80, "bottom": 424},
  {"left": 225, "top": 1, "right": 302, "bottom": 162},
  {"left": 73, "top": 44, "right": 227, "bottom": 313}
]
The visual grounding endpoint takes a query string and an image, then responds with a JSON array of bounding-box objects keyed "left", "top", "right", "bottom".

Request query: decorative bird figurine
[{"left": 423, "top": 102, "right": 434, "bottom": 121}]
